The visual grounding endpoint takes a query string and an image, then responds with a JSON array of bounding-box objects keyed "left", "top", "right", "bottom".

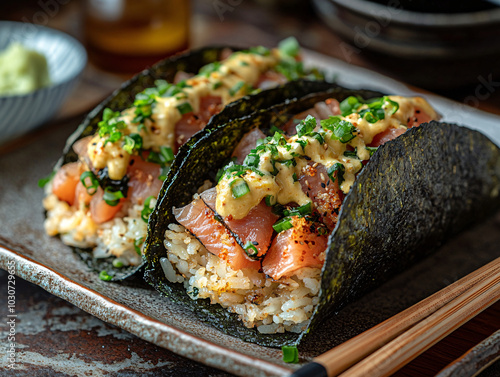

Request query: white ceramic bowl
[{"left": 0, "top": 21, "right": 87, "bottom": 145}]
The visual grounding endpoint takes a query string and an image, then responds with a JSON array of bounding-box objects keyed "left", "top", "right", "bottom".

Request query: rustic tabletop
[{"left": 1, "top": 1, "right": 499, "bottom": 376}]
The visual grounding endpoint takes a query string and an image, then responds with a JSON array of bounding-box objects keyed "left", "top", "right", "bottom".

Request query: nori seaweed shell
[
  {"left": 144, "top": 92, "right": 500, "bottom": 346},
  {"left": 50, "top": 45, "right": 337, "bottom": 281}
]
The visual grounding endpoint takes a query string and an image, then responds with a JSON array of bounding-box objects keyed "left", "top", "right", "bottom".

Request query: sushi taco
[
  {"left": 40, "top": 40, "right": 331, "bottom": 280},
  {"left": 144, "top": 88, "right": 500, "bottom": 346}
]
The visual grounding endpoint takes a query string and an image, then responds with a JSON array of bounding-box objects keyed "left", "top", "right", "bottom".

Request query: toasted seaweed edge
[
  {"left": 143, "top": 86, "right": 385, "bottom": 346},
  {"left": 302, "top": 121, "right": 500, "bottom": 341}
]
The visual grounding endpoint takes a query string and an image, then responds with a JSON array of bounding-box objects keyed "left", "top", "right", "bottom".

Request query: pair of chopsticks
[{"left": 290, "top": 256, "right": 500, "bottom": 377}]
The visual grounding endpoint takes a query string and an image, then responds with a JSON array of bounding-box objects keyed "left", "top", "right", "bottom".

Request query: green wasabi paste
[{"left": 0, "top": 42, "right": 51, "bottom": 96}]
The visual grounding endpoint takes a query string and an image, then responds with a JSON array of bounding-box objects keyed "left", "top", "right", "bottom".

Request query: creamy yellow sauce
[
  {"left": 216, "top": 96, "right": 438, "bottom": 219},
  {"left": 88, "top": 50, "right": 283, "bottom": 180}
]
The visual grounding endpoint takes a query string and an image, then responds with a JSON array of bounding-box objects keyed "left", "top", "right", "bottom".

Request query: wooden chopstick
[{"left": 290, "top": 256, "right": 500, "bottom": 377}]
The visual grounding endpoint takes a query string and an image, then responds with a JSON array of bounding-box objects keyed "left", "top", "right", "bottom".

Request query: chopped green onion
[
  {"left": 278, "top": 36, "right": 300, "bottom": 58},
  {"left": 230, "top": 178, "right": 250, "bottom": 199},
  {"left": 141, "top": 195, "right": 156, "bottom": 223},
  {"left": 339, "top": 96, "right": 362, "bottom": 116},
  {"left": 292, "top": 172, "right": 298, "bottom": 182},
  {"left": 176, "top": 102, "right": 193, "bottom": 115},
  {"left": 383, "top": 97, "right": 399, "bottom": 115},
  {"left": 160, "top": 146, "right": 174, "bottom": 163},
  {"left": 265, "top": 195, "right": 276, "bottom": 206},
  {"left": 212, "top": 81, "right": 222, "bottom": 90},
  {"left": 367, "top": 146, "right": 379, "bottom": 156},
  {"left": 247, "top": 45, "right": 270, "bottom": 56},
  {"left": 243, "top": 241, "right": 259, "bottom": 258},
  {"left": 272, "top": 217, "right": 293, "bottom": 233},
  {"left": 112, "top": 259, "right": 124, "bottom": 268},
  {"left": 99, "top": 270, "right": 113, "bottom": 281},
  {"left": 229, "top": 81, "right": 246, "bottom": 96},
  {"left": 199, "top": 61, "right": 221, "bottom": 76},
  {"left": 312, "top": 132, "right": 324, "bottom": 144},
  {"left": 321, "top": 116, "right": 357, "bottom": 143},
  {"left": 281, "top": 346, "right": 299, "bottom": 363},
  {"left": 103, "top": 188, "right": 124, "bottom": 206},
  {"left": 80, "top": 171, "right": 99, "bottom": 195},
  {"left": 327, "top": 163, "right": 346, "bottom": 185},
  {"left": 38, "top": 171, "right": 55, "bottom": 188},
  {"left": 243, "top": 153, "right": 260, "bottom": 168},
  {"left": 344, "top": 149, "right": 357, "bottom": 158},
  {"left": 123, "top": 133, "right": 143, "bottom": 154},
  {"left": 296, "top": 115, "right": 316, "bottom": 137},
  {"left": 134, "top": 237, "right": 144, "bottom": 255},
  {"left": 283, "top": 202, "right": 312, "bottom": 217}
]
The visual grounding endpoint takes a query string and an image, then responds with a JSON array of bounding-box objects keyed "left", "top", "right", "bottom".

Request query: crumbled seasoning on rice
[
  {"left": 43, "top": 183, "right": 153, "bottom": 266},
  {"left": 162, "top": 223, "right": 321, "bottom": 334}
]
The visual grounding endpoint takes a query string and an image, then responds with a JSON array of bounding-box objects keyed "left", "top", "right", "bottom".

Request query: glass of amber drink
[{"left": 84, "top": 0, "right": 190, "bottom": 73}]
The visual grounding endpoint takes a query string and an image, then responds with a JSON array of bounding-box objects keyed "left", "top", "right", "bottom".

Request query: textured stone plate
[{"left": 0, "top": 52, "right": 499, "bottom": 376}]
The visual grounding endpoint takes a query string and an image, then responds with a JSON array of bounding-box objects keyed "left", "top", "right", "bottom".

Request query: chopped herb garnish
[
  {"left": 283, "top": 202, "right": 312, "bottom": 217},
  {"left": 367, "top": 146, "right": 379, "bottom": 156},
  {"left": 123, "top": 133, "right": 143, "bottom": 154},
  {"left": 344, "top": 149, "right": 357, "bottom": 158},
  {"left": 243, "top": 241, "right": 259, "bottom": 258},
  {"left": 243, "top": 153, "right": 260, "bottom": 168},
  {"left": 134, "top": 237, "right": 144, "bottom": 255},
  {"left": 141, "top": 195, "right": 156, "bottom": 222},
  {"left": 311, "top": 132, "right": 324, "bottom": 144},
  {"left": 296, "top": 115, "right": 316, "bottom": 137},
  {"left": 229, "top": 81, "right": 246, "bottom": 96},
  {"left": 103, "top": 187, "right": 124, "bottom": 206},
  {"left": 339, "top": 96, "right": 362, "bottom": 116},
  {"left": 320, "top": 116, "right": 357, "bottom": 143},
  {"left": 292, "top": 172, "right": 298, "bottom": 182},
  {"left": 327, "top": 163, "right": 346, "bottom": 185},
  {"left": 98, "top": 108, "right": 127, "bottom": 145},
  {"left": 160, "top": 146, "right": 174, "bottom": 163},
  {"left": 112, "top": 259, "right": 124, "bottom": 268},
  {"left": 272, "top": 217, "right": 293, "bottom": 233},
  {"left": 230, "top": 178, "right": 250, "bottom": 199},
  {"left": 265, "top": 195, "right": 276, "bottom": 206},
  {"left": 99, "top": 270, "right": 113, "bottom": 281},
  {"left": 246, "top": 45, "right": 271, "bottom": 56},
  {"left": 212, "top": 81, "right": 222, "bottom": 90},
  {"left": 199, "top": 61, "right": 221, "bottom": 76},
  {"left": 176, "top": 102, "right": 193, "bottom": 115},
  {"left": 282, "top": 345, "right": 299, "bottom": 363},
  {"left": 38, "top": 171, "right": 55, "bottom": 188},
  {"left": 80, "top": 171, "right": 99, "bottom": 195},
  {"left": 279, "top": 36, "right": 300, "bottom": 58}
]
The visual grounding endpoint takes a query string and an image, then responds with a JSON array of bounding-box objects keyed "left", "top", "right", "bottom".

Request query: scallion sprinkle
[
  {"left": 80, "top": 171, "right": 99, "bottom": 195},
  {"left": 243, "top": 241, "right": 259, "bottom": 258},
  {"left": 230, "top": 178, "right": 250, "bottom": 199},
  {"left": 281, "top": 346, "right": 299, "bottom": 363},
  {"left": 103, "top": 187, "right": 124, "bottom": 206},
  {"left": 272, "top": 217, "right": 293, "bottom": 233}
]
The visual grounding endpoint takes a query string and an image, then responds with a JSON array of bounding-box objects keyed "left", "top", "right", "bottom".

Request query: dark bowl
[{"left": 312, "top": 0, "right": 500, "bottom": 90}]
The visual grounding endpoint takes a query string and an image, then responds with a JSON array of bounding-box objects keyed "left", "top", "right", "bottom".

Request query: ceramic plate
[{"left": 0, "top": 52, "right": 499, "bottom": 377}]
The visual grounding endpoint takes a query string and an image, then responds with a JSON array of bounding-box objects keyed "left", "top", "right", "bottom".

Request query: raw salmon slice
[
  {"left": 200, "top": 188, "right": 278, "bottom": 259},
  {"left": 262, "top": 216, "right": 328, "bottom": 280},
  {"left": 174, "top": 196, "right": 261, "bottom": 271}
]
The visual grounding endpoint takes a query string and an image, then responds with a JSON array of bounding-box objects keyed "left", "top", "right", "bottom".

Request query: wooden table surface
[{"left": 0, "top": 1, "right": 499, "bottom": 376}]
